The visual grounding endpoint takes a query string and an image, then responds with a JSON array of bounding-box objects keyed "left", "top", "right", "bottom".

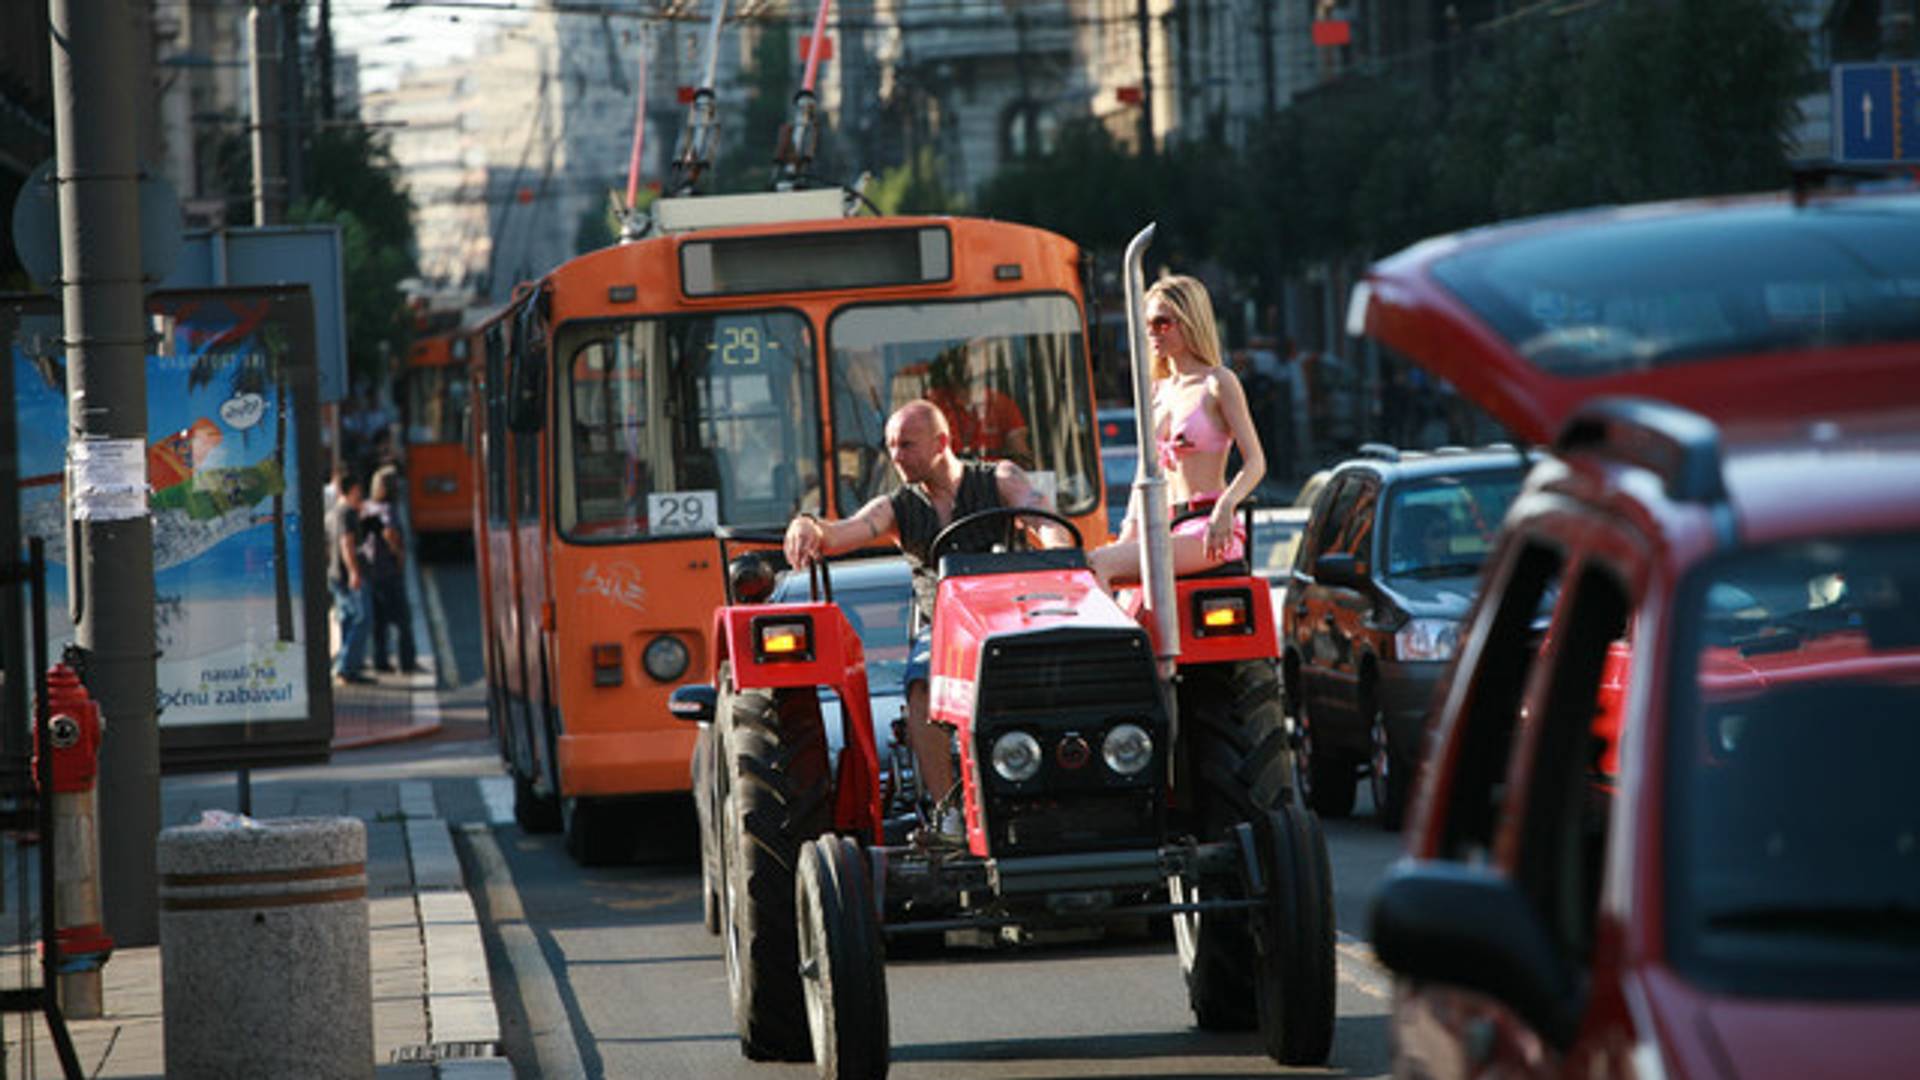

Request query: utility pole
[
  {"left": 48, "top": 0, "right": 163, "bottom": 948},
  {"left": 250, "top": 1, "right": 286, "bottom": 226},
  {"left": 1135, "top": 0, "right": 1155, "bottom": 161},
  {"left": 1260, "top": 0, "right": 1275, "bottom": 117},
  {"left": 317, "top": 0, "right": 335, "bottom": 122}
]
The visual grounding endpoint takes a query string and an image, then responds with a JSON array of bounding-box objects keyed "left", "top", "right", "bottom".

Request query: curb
[
  {"left": 334, "top": 670, "right": 446, "bottom": 751},
  {"left": 400, "top": 780, "right": 515, "bottom": 1079}
]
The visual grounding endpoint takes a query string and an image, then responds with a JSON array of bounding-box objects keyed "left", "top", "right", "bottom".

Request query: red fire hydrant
[{"left": 37, "top": 663, "right": 113, "bottom": 1018}]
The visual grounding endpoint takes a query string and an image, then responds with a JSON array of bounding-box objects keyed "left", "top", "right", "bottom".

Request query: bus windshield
[
  {"left": 827, "top": 294, "right": 1099, "bottom": 516},
  {"left": 406, "top": 364, "right": 470, "bottom": 446},
  {"left": 555, "top": 309, "right": 821, "bottom": 539}
]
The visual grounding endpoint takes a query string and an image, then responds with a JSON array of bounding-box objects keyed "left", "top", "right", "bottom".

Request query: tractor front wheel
[
  {"left": 1173, "top": 659, "right": 1295, "bottom": 1030},
  {"left": 1252, "top": 805, "right": 1336, "bottom": 1066},
  {"left": 797, "top": 835, "right": 890, "bottom": 1079},
  {"left": 720, "top": 678, "right": 832, "bottom": 1061}
]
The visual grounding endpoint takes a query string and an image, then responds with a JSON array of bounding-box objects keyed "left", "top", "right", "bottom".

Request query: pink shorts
[{"left": 1171, "top": 495, "right": 1246, "bottom": 563}]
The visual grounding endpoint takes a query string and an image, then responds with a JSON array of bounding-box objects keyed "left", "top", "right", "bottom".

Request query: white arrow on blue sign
[{"left": 1832, "top": 61, "right": 1920, "bottom": 164}]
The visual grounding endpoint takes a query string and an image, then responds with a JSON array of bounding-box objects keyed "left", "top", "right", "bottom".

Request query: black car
[{"left": 1281, "top": 444, "right": 1529, "bottom": 828}]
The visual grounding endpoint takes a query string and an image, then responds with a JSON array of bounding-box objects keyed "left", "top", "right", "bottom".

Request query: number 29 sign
[{"left": 648, "top": 490, "right": 719, "bottom": 535}]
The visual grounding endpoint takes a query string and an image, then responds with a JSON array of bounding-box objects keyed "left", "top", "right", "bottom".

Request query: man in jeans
[{"left": 328, "top": 469, "right": 373, "bottom": 685}]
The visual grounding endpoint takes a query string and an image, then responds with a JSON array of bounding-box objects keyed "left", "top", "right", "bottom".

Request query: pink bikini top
[{"left": 1155, "top": 383, "right": 1231, "bottom": 470}]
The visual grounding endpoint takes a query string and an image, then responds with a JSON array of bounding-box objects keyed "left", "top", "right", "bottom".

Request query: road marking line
[{"left": 1335, "top": 931, "right": 1393, "bottom": 1000}]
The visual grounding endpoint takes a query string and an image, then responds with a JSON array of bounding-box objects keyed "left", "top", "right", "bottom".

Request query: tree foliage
[
  {"left": 289, "top": 125, "right": 418, "bottom": 388},
  {"left": 980, "top": 0, "right": 1808, "bottom": 290}
]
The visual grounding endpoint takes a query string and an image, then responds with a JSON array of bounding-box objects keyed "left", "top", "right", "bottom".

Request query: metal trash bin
[{"left": 158, "top": 815, "right": 372, "bottom": 1080}]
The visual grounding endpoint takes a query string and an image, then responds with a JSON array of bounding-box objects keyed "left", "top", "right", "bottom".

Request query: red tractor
[{"left": 675, "top": 226, "right": 1337, "bottom": 1078}]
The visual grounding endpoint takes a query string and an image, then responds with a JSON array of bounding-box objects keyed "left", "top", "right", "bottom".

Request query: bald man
[{"left": 785, "top": 400, "right": 1068, "bottom": 834}]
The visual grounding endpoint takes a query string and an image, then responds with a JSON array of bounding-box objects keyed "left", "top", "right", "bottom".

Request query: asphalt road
[{"left": 421, "top": 553, "right": 1409, "bottom": 1079}]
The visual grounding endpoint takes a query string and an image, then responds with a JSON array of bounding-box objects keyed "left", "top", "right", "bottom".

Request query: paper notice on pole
[{"left": 67, "top": 438, "right": 150, "bottom": 521}]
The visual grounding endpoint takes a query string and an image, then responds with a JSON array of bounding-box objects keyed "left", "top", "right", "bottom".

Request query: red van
[{"left": 1353, "top": 187, "right": 1920, "bottom": 1077}]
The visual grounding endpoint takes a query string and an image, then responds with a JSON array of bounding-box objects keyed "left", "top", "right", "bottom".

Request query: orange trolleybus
[
  {"left": 470, "top": 191, "right": 1111, "bottom": 862},
  {"left": 399, "top": 328, "right": 478, "bottom": 539}
]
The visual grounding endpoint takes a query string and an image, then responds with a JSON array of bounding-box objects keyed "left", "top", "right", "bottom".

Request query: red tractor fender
[
  {"left": 1117, "top": 573, "right": 1282, "bottom": 663},
  {"left": 710, "top": 601, "right": 884, "bottom": 842}
]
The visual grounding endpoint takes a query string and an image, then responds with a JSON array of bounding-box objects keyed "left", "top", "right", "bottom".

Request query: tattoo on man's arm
[{"left": 866, "top": 517, "right": 882, "bottom": 539}]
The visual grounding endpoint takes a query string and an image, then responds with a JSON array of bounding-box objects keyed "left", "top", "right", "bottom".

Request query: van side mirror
[
  {"left": 668, "top": 684, "right": 716, "bottom": 724},
  {"left": 1313, "top": 553, "right": 1360, "bottom": 588},
  {"left": 1370, "top": 860, "right": 1580, "bottom": 1048}
]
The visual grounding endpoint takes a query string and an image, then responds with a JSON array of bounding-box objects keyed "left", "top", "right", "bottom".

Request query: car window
[
  {"left": 1438, "top": 538, "right": 1566, "bottom": 863},
  {"left": 1327, "top": 478, "right": 1379, "bottom": 563},
  {"left": 1297, "top": 475, "right": 1357, "bottom": 572},
  {"left": 1507, "top": 561, "right": 1630, "bottom": 971},
  {"left": 1252, "top": 516, "right": 1307, "bottom": 577},
  {"left": 1383, "top": 470, "right": 1526, "bottom": 579},
  {"left": 1664, "top": 531, "right": 1920, "bottom": 1000}
]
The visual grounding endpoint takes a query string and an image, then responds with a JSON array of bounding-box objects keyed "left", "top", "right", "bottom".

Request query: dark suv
[
  {"left": 1354, "top": 187, "right": 1920, "bottom": 1077},
  {"left": 1282, "top": 444, "right": 1529, "bottom": 827}
]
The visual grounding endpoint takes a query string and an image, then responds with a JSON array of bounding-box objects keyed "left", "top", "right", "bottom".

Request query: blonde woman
[{"left": 1089, "top": 274, "right": 1266, "bottom": 589}]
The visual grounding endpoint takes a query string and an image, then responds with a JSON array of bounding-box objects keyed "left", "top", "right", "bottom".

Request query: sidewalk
[{"left": 2, "top": 666, "right": 511, "bottom": 1079}]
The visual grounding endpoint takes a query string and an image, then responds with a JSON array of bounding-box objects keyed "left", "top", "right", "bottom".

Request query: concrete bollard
[{"left": 158, "top": 815, "right": 372, "bottom": 1080}]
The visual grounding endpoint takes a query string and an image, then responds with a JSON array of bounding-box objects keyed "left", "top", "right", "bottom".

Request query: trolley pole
[{"left": 48, "top": 0, "right": 163, "bottom": 947}]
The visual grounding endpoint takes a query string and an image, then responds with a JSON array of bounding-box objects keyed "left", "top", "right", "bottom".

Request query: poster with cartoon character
[{"left": 3, "top": 287, "right": 331, "bottom": 770}]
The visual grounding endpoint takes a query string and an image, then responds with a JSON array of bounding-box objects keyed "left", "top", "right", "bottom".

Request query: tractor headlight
[
  {"left": 1102, "top": 723, "right": 1154, "bottom": 775},
  {"left": 991, "top": 731, "right": 1043, "bottom": 783},
  {"left": 643, "top": 635, "right": 691, "bottom": 682}
]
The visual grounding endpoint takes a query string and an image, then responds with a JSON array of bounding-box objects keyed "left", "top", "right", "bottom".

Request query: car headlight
[
  {"left": 1102, "top": 723, "right": 1154, "bottom": 775},
  {"left": 643, "top": 635, "right": 690, "bottom": 682},
  {"left": 1395, "top": 618, "right": 1460, "bottom": 662},
  {"left": 991, "top": 731, "right": 1043, "bottom": 783}
]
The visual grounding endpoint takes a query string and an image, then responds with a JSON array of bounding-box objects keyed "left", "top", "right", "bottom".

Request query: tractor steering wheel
[{"left": 928, "top": 506, "right": 1084, "bottom": 566}]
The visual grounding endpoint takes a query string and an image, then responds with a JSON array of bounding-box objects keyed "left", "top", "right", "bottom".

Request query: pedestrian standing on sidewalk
[
  {"left": 362, "top": 468, "right": 419, "bottom": 675},
  {"left": 329, "top": 468, "right": 374, "bottom": 685}
]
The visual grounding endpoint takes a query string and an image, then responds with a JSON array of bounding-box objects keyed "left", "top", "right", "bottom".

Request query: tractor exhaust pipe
[{"left": 1121, "top": 223, "right": 1178, "bottom": 673}]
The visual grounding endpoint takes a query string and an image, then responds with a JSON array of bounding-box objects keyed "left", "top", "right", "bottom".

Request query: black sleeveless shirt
[{"left": 890, "top": 460, "right": 1004, "bottom": 620}]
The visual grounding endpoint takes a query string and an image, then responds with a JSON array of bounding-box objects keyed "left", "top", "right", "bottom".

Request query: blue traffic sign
[{"left": 1832, "top": 62, "right": 1920, "bottom": 164}]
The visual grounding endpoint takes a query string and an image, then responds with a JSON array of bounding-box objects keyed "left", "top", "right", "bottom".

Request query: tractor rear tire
[
  {"left": 1173, "top": 659, "right": 1294, "bottom": 1030},
  {"left": 1253, "top": 805, "right": 1336, "bottom": 1066},
  {"left": 797, "top": 835, "right": 890, "bottom": 1079},
  {"left": 721, "top": 679, "right": 832, "bottom": 1062}
]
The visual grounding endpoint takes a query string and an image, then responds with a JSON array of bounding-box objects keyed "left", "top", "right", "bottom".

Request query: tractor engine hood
[{"left": 926, "top": 562, "right": 1169, "bottom": 858}]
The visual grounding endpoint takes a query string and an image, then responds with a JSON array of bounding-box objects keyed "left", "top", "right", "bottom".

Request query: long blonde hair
[{"left": 1145, "top": 274, "right": 1224, "bottom": 381}]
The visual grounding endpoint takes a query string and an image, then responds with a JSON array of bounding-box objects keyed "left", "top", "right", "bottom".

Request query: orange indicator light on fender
[
  {"left": 1193, "top": 590, "right": 1253, "bottom": 636},
  {"left": 753, "top": 617, "right": 814, "bottom": 661}
]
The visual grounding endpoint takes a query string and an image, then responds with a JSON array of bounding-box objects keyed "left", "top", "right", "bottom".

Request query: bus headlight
[
  {"left": 643, "top": 635, "right": 690, "bottom": 682},
  {"left": 991, "top": 731, "right": 1043, "bottom": 783},
  {"left": 1102, "top": 723, "right": 1154, "bottom": 775}
]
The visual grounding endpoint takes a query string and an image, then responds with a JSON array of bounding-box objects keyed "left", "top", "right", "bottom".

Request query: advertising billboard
[{"left": 2, "top": 286, "right": 332, "bottom": 770}]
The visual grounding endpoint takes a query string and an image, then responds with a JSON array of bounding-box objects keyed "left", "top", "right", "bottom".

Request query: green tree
[
  {"left": 288, "top": 125, "right": 418, "bottom": 389},
  {"left": 975, "top": 120, "right": 1157, "bottom": 247},
  {"left": 868, "top": 146, "right": 965, "bottom": 216},
  {"left": 716, "top": 22, "right": 795, "bottom": 192}
]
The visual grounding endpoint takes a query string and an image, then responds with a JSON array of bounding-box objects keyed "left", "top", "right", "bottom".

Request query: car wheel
[
  {"left": 1369, "top": 707, "right": 1408, "bottom": 831},
  {"left": 720, "top": 677, "right": 831, "bottom": 1061},
  {"left": 1298, "top": 699, "right": 1357, "bottom": 818}
]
